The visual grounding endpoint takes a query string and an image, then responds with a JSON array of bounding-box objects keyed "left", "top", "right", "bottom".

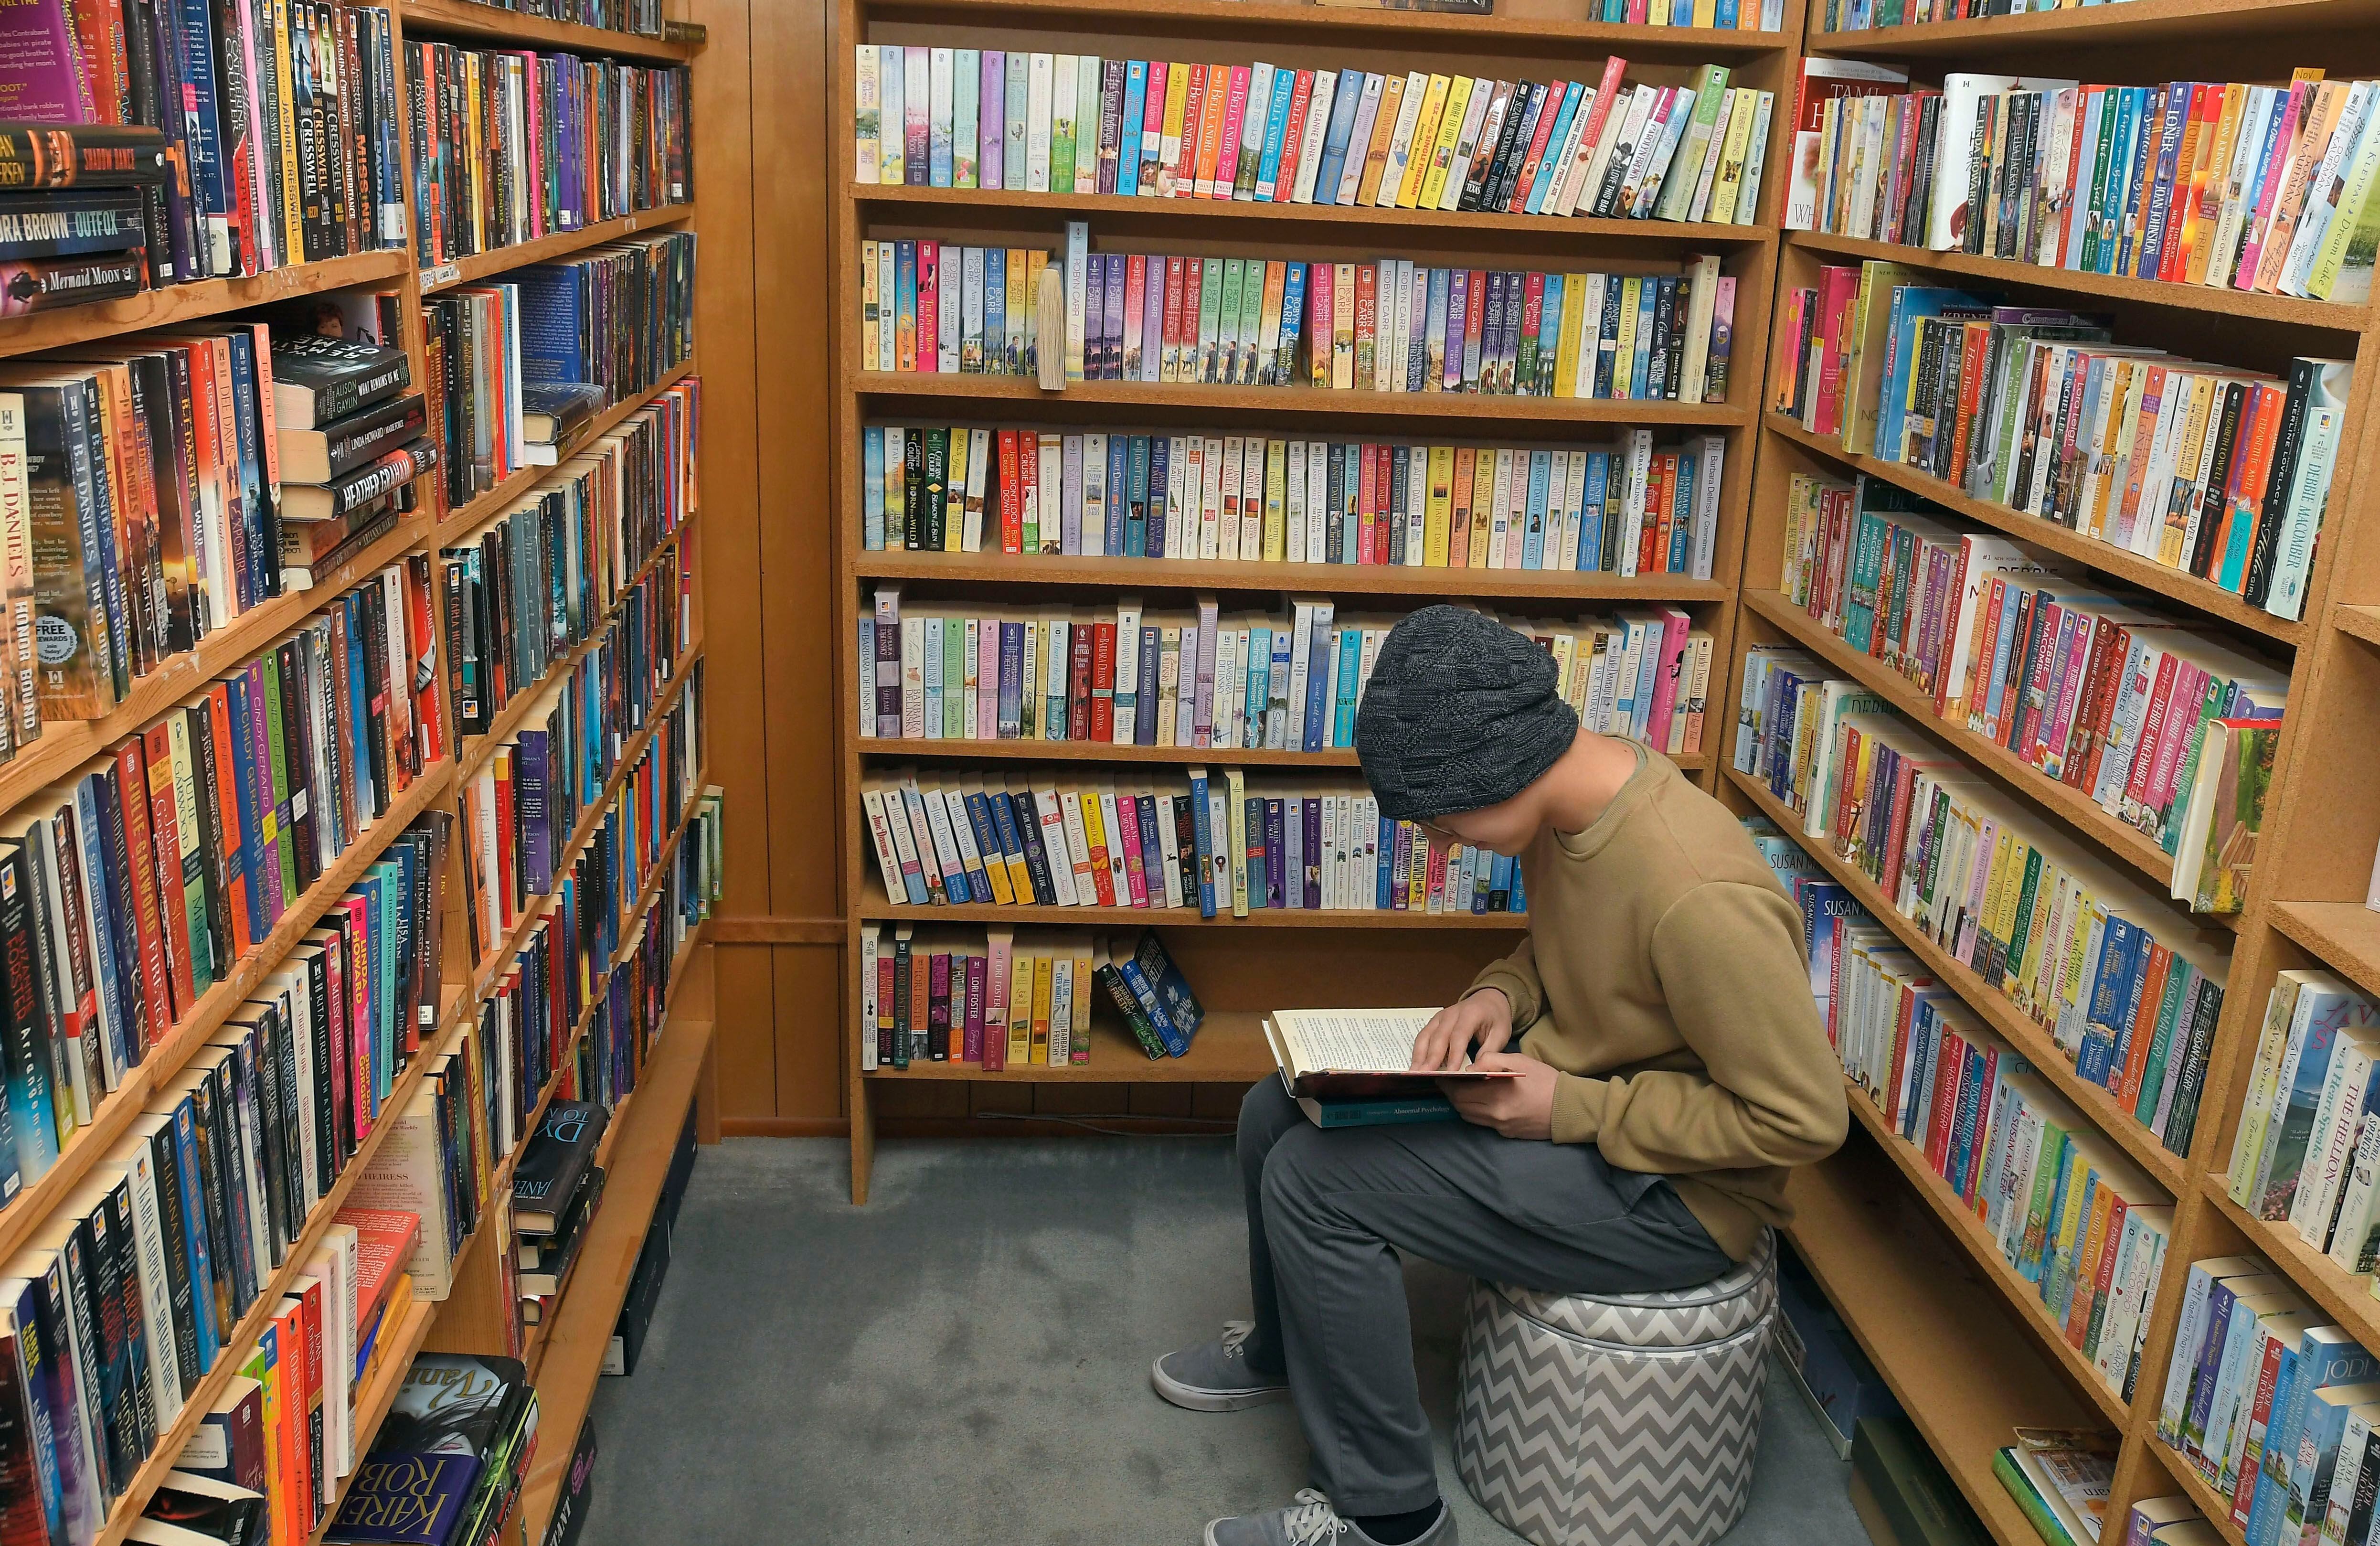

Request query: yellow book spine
[
  {"left": 1415, "top": 75, "right": 1472, "bottom": 209},
  {"left": 1425, "top": 444, "right": 1454, "bottom": 565},
  {"left": 1226, "top": 768, "right": 1249, "bottom": 916},
  {"left": 2161, "top": 379, "right": 2219, "bottom": 567},
  {"left": 1693, "top": 0, "right": 1718, "bottom": 23},
  {"left": 1264, "top": 438, "right": 1288, "bottom": 561},
  {"left": 1710, "top": 89, "right": 1757, "bottom": 225},
  {"left": 1614, "top": 277, "right": 1642, "bottom": 399},
  {"left": 1552, "top": 275, "right": 1586, "bottom": 398},
  {"left": 1069, "top": 940, "right": 1094, "bottom": 1063},
  {"left": 1398, "top": 75, "right": 1453, "bottom": 207},
  {"left": 1356, "top": 75, "right": 1406, "bottom": 207},
  {"left": 1161, "top": 66, "right": 1191, "bottom": 192},
  {"left": 1030, "top": 952, "right": 1054, "bottom": 1062},
  {"left": 1007, "top": 949, "right": 1034, "bottom": 1064},
  {"left": 861, "top": 242, "right": 880, "bottom": 368},
  {"left": 1469, "top": 449, "right": 1495, "bottom": 559},
  {"left": 944, "top": 430, "right": 969, "bottom": 552}
]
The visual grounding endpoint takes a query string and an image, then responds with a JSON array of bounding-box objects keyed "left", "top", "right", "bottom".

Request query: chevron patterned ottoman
[{"left": 1454, "top": 1230, "right": 1776, "bottom": 1546}]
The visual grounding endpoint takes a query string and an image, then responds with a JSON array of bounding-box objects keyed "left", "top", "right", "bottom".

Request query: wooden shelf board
[
  {"left": 855, "top": 0, "right": 1791, "bottom": 50},
  {"left": 0, "top": 761, "right": 453, "bottom": 1277},
  {"left": 1764, "top": 414, "right": 2306, "bottom": 647},
  {"left": 858, "top": 736, "right": 1711, "bottom": 772},
  {"left": 1742, "top": 588, "right": 2206, "bottom": 900},
  {"left": 422, "top": 205, "right": 696, "bottom": 295},
  {"left": 90, "top": 1005, "right": 473, "bottom": 1544},
  {"left": 2150, "top": 1437, "right": 2252, "bottom": 1546},
  {"left": 855, "top": 372, "right": 1751, "bottom": 426},
  {"left": 866, "top": 1005, "right": 1275, "bottom": 1081},
  {"left": 2335, "top": 606, "right": 2380, "bottom": 651},
  {"left": 398, "top": 0, "right": 701, "bottom": 57},
  {"left": 1785, "top": 231, "right": 2368, "bottom": 332},
  {"left": 440, "top": 361, "right": 700, "bottom": 538},
  {"left": 858, "top": 876, "right": 1528, "bottom": 928},
  {"left": 514, "top": 1010, "right": 717, "bottom": 1545},
  {"left": 469, "top": 645, "right": 705, "bottom": 996},
  {"left": 1805, "top": 0, "right": 2379, "bottom": 57},
  {"left": 850, "top": 184, "right": 1775, "bottom": 244},
  {"left": 1728, "top": 767, "right": 2190, "bottom": 1191},
  {"left": 0, "top": 512, "right": 431, "bottom": 819},
  {"left": 1785, "top": 1140, "right": 2101, "bottom": 1546},
  {"left": 0, "top": 250, "right": 410, "bottom": 359},
  {"left": 306, "top": 1295, "right": 440, "bottom": 1545},
  {"left": 2199, "top": 1174, "right": 2380, "bottom": 1370},
  {"left": 855, "top": 548, "right": 1734, "bottom": 602},
  {"left": 2267, "top": 900, "right": 2380, "bottom": 1005},
  {"left": 1843, "top": 1087, "right": 2130, "bottom": 1423},
  {"left": 455, "top": 512, "right": 697, "bottom": 786}
]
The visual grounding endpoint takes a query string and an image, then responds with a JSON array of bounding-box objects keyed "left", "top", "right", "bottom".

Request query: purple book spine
[
  {"left": 962, "top": 953, "right": 985, "bottom": 1063},
  {"left": 1303, "top": 798, "right": 1321, "bottom": 907},
  {"left": 1083, "top": 253, "right": 1107, "bottom": 379},
  {"left": 1264, "top": 797, "right": 1286, "bottom": 909},
  {"left": 980, "top": 52, "right": 1005, "bottom": 190},
  {"left": 1104, "top": 254, "right": 1127, "bottom": 379},
  {"left": 0, "top": 1, "right": 91, "bottom": 123}
]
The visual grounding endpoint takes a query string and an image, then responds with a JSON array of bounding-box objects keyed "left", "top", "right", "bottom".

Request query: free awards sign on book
[{"left": 1264, "top": 1009, "right": 1519, "bottom": 1127}]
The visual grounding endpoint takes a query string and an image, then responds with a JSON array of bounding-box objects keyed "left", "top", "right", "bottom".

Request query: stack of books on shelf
[
  {"left": 857, "top": 924, "right": 1205, "bottom": 1070},
  {"left": 2121, "top": 1496, "right": 2221, "bottom": 1546},
  {"left": 2159, "top": 1256, "right": 2380, "bottom": 1546},
  {"left": 1734, "top": 658, "right": 2230, "bottom": 1160},
  {"left": 860, "top": 593, "right": 1713, "bottom": 758},
  {"left": 0, "top": 0, "right": 410, "bottom": 309},
  {"left": 570, "top": 789, "right": 717, "bottom": 1109},
  {"left": 1752, "top": 815, "right": 2175, "bottom": 1405},
  {"left": 324, "top": 1352, "right": 538, "bottom": 1546},
  {"left": 1775, "top": 469, "right": 2289, "bottom": 907},
  {"left": 2225, "top": 972, "right": 2380, "bottom": 1277},
  {"left": 863, "top": 422, "right": 1725, "bottom": 579},
  {"left": 405, "top": 46, "right": 691, "bottom": 267},
  {"left": 852, "top": 47, "right": 1774, "bottom": 223},
  {"left": 275, "top": 335, "right": 440, "bottom": 586},
  {"left": 861, "top": 234, "right": 1738, "bottom": 404},
  {"left": 1773, "top": 257, "right": 2353, "bottom": 621},
  {"left": 863, "top": 766, "right": 1528, "bottom": 921},
  {"left": 511, "top": 1098, "right": 605, "bottom": 1326},
  {"left": 1784, "top": 64, "right": 2380, "bottom": 308}
]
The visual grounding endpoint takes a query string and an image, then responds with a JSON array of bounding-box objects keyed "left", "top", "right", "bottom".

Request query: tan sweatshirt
[{"left": 1467, "top": 747, "right": 1847, "bottom": 1261}]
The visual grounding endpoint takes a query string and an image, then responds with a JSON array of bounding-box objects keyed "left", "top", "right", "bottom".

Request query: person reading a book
[{"left": 1154, "top": 605, "right": 1849, "bottom": 1546}]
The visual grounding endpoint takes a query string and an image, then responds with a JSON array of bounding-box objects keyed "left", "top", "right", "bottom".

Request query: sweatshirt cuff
[
  {"left": 1550, "top": 1074, "right": 1609, "bottom": 1146},
  {"left": 1466, "top": 970, "right": 1539, "bottom": 1032}
]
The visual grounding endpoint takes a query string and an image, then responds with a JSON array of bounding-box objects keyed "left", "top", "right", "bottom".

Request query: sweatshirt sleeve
[
  {"left": 1549, "top": 881, "right": 1848, "bottom": 1172},
  {"left": 1467, "top": 936, "right": 1546, "bottom": 1034}
]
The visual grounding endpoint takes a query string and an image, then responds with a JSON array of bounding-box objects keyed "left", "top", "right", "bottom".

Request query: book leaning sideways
[{"left": 1263, "top": 1008, "right": 1519, "bottom": 1128}]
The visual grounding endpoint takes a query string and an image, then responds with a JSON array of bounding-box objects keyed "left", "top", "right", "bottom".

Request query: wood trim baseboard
[
  {"left": 712, "top": 915, "right": 845, "bottom": 945},
  {"left": 720, "top": 1116, "right": 851, "bottom": 1136}
]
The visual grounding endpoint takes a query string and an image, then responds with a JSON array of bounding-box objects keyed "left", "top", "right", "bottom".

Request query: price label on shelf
[{"left": 420, "top": 263, "right": 461, "bottom": 293}]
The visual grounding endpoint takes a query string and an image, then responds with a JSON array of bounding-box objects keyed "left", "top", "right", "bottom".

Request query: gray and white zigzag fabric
[
  {"left": 1489, "top": 1230, "right": 1777, "bottom": 1349},
  {"left": 1454, "top": 1235, "right": 1775, "bottom": 1546}
]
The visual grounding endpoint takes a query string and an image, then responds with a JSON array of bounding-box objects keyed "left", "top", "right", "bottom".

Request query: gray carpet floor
[{"left": 578, "top": 1137, "right": 1865, "bottom": 1545}]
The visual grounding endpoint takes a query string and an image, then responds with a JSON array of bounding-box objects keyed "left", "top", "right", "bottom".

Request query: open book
[{"left": 1262, "top": 1008, "right": 1521, "bottom": 1101}]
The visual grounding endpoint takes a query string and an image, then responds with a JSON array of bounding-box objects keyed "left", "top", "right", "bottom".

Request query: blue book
[
  {"left": 997, "top": 622, "right": 1024, "bottom": 736},
  {"left": 1629, "top": 281, "right": 1658, "bottom": 399},
  {"left": 1509, "top": 864, "right": 1526, "bottom": 913},
  {"left": 1377, "top": 819, "right": 1396, "bottom": 910},
  {"left": 1005, "top": 53, "right": 1029, "bottom": 192},
  {"left": 1333, "top": 629, "right": 1360, "bottom": 747},
  {"left": 1536, "top": 277, "right": 1563, "bottom": 395},
  {"left": 168, "top": 1096, "right": 220, "bottom": 1368},
  {"left": 1302, "top": 610, "right": 1332, "bottom": 752},
  {"left": 1293, "top": 1086, "right": 1458, "bottom": 1127},
  {"left": 1716, "top": 0, "right": 1739, "bottom": 24},
  {"left": 1313, "top": 70, "right": 1366, "bottom": 207},
  {"left": 1121, "top": 932, "right": 1203, "bottom": 1056},
  {"left": 1137, "top": 627, "right": 1161, "bottom": 747},
  {"left": 959, "top": 792, "right": 1001, "bottom": 899},
  {"left": 1523, "top": 450, "right": 1551, "bottom": 570},
  {"left": 1525, "top": 84, "right": 1583, "bottom": 213},
  {"left": 1118, "top": 61, "right": 1147, "bottom": 196},
  {"left": 1256, "top": 65, "right": 1295, "bottom": 199},
  {"left": 1245, "top": 799, "right": 1270, "bottom": 906},
  {"left": 1669, "top": 451, "right": 1698, "bottom": 575},
  {"left": 1948, "top": 1042, "right": 1989, "bottom": 1199},
  {"left": 1579, "top": 451, "right": 1609, "bottom": 569},
  {"left": 2077, "top": 916, "right": 2143, "bottom": 1085},
  {"left": 1873, "top": 287, "right": 1986, "bottom": 461},
  {"left": 1277, "top": 262, "right": 1308, "bottom": 380},
  {"left": 1187, "top": 770, "right": 1218, "bottom": 917},
  {"left": 1245, "top": 627, "right": 1271, "bottom": 741}
]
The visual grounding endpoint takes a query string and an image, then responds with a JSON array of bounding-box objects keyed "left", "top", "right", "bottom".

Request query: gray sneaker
[
  {"left": 1151, "top": 1321, "right": 1290, "bottom": 1411},
  {"left": 1203, "top": 1492, "right": 1455, "bottom": 1546}
]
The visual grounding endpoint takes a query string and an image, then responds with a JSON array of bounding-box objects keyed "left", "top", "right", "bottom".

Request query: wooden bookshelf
[
  {"left": 399, "top": 0, "right": 704, "bottom": 61},
  {"left": 420, "top": 204, "right": 700, "bottom": 294},
  {"left": 833, "top": 0, "right": 1808, "bottom": 1200},
  {"left": 1718, "top": 0, "right": 2380, "bottom": 1534}
]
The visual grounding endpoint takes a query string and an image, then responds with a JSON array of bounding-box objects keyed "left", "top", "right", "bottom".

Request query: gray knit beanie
[{"left": 1355, "top": 606, "right": 1578, "bottom": 822}]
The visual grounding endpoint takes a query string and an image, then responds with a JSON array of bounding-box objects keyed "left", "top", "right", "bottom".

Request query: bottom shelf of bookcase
[
  {"left": 1785, "top": 1125, "right": 2103, "bottom": 1546},
  {"left": 308, "top": 1295, "right": 440, "bottom": 1545},
  {"left": 512, "top": 1002, "right": 718, "bottom": 1545},
  {"left": 862, "top": 1007, "right": 1277, "bottom": 1082}
]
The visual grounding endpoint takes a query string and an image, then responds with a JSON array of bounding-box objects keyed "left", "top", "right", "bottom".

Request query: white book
[
  {"left": 1076, "top": 56, "right": 1104, "bottom": 195},
  {"left": 877, "top": 46, "right": 905, "bottom": 183},
  {"left": 1735, "top": 91, "right": 1775, "bottom": 225},
  {"left": 1686, "top": 88, "right": 1737, "bottom": 224},
  {"left": 1005, "top": 52, "right": 1028, "bottom": 191},
  {"left": 1292, "top": 71, "right": 1337, "bottom": 204},
  {"left": 2284, "top": 82, "right": 2380, "bottom": 297},
  {"left": 1377, "top": 73, "right": 1431, "bottom": 209},
  {"left": 855, "top": 45, "right": 881, "bottom": 182},
  {"left": 1338, "top": 74, "right": 1387, "bottom": 204},
  {"left": 1240, "top": 63, "right": 1274, "bottom": 200},
  {"left": 1026, "top": 53, "right": 1054, "bottom": 191}
]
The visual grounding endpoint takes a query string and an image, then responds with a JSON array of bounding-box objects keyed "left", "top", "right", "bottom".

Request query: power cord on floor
[{"left": 969, "top": 1110, "right": 1239, "bottom": 1138}]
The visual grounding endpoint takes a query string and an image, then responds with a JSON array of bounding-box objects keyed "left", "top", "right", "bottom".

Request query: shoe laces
[
  {"left": 1279, "top": 1490, "right": 1353, "bottom": 1545},
  {"left": 1219, "top": 1320, "right": 1255, "bottom": 1361}
]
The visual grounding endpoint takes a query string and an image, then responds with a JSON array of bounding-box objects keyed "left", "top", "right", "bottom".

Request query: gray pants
[{"left": 1237, "top": 1078, "right": 1732, "bottom": 1516}]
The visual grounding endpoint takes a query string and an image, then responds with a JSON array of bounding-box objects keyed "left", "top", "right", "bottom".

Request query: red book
[
  {"left": 2230, "top": 1326, "right": 2288, "bottom": 1522},
  {"left": 1018, "top": 433, "right": 1041, "bottom": 554},
  {"left": 1275, "top": 70, "right": 1315, "bottom": 202},
  {"left": 271, "top": 1294, "right": 315, "bottom": 1534},
  {"left": 1885, "top": 981, "right": 1922, "bottom": 1125},
  {"left": 139, "top": 722, "right": 197, "bottom": 1015},
  {"left": 2072, "top": 622, "right": 2131, "bottom": 793},
  {"left": 113, "top": 740, "right": 176, "bottom": 1044},
  {"left": 1354, "top": 264, "right": 1378, "bottom": 384},
  {"left": 1307, "top": 261, "right": 1332, "bottom": 386},
  {"left": 1509, "top": 81, "right": 1568, "bottom": 214},
  {"left": 1924, "top": 1027, "right": 1966, "bottom": 1174},
  {"left": 916, "top": 240, "right": 940, "bottom": 373},
  {"left": 333, "top": 1205, "right": 421, "bottom": 1332},
  {"left": 2011, "top": 598, "right": 2063, "bottom": 756},
  {"left": 1124, "top": 253, "right": 1147, "bottom": 372},
  {"left": 1090, "top": 622, "right": 1117, "bottom": 741},
  {"left": 1068, "top": 623, "right": 1094, "bottom": 740},
  {"left": 493, "top": 751, "right": 517, "bottom": 929},
  {"left": 1640, "top": 453, "right": 1670, "bottom": 575},
  {"left": 996, "top": 430, "right": 1022, "bottom": 553},
  {"left": 2123, "top": 649, "right": 2180, "bottom": 815}
]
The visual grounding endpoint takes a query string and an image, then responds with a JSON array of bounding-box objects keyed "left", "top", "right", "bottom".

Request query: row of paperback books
[
  {"left": 2225, "top": 973, "right": 2380, "bottom": 1274},
  {"left": 862, "top": 767, "right": 1529, "bottom": 919},
  {"left": 325, "top": 1350, "right": 537, "bottom": 1546},
  {"left": 860, "top": 425, "right": 1725, "bottom": 580},
  {"left": 0, "top": 557, "right": 443, "bottom": 1202},
  {"left": 1736, "top": 654, "right": 2231, "bottom": 1160},
  {"left": 1777, "top": 470, "right": 2288, "bottom": 885},
  {"left": 439, "top": 384, "right": 699, "bottom": 738},
  {"left": 448, "top": 0, "right": 668, "bottom": 39},
  {"left": 458, "top": 659, "right": 701, "bottom": 974},
  {"left": 0, "top": 804, "right": 450, "bottom": 1546},
  {"left": 1755, "top": 811, "right": 2172, "bottom": 1402},
  {"left": 856, "top": 926, "right": 1206, "bottom": 1071},
  {"left": 2157, "top": 1256, "right": 2380, "bottom": 1546},
  {"left": 859, "top": 594, "right": 1714, "bottom": 759},
  {"left": 0, "top": 0, "right": 408, "bottom": 298},
  {"left": 350, "top": 1017, "right": 497, "bottom": 1309},
  {"left": 1786, "top": 64, "right": 2380, "bottom": 307},
  {"left": 509, "top": 230, "right": 696, "bottom": 411},
  {"left": 862, "top": 235, "right": 1737, "bottom": 404},
  {"left": 404, "top": 45, "right": 691, "bottom": 268},
  {"left": 1818, "top": 0, "right": 2143, "bottom": 30},
  {"left": 573, "top": 792, "right": 715, "bottom": 1115},
  {"left": 851, "top": 47, "right": 1774, "bottom": 224},
  {"left": 1774, "top": 259, "right": 2353, "bottom": 621}
]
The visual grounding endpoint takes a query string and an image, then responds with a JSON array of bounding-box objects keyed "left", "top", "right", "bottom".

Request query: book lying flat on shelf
[{"left": 1263, "top": 1008, "right": 1519, "bottom": 1101}]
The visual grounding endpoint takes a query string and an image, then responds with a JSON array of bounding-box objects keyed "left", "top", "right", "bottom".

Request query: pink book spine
[
  {"left": 1308, "top": 261, "right": 1334, "bottom": 384},
  {"left": 1275, "top": 70, "right": 1315, "bottom": 203},
  {"left": 2236, "top": 83, "right": 2311, "bottom": 288},
  {"left": 1143, "top": 60, "right": 1169, "bottom": 190},
  {"left": 982, "top": 938, "right": 1009, "bottom": 1070},
  {"left": 962, "top": 954, "right": 986, "bottom": 1063},
  {"left": 1645, "top": 611, "right": 1687, "bottom": 748},
  {"left": 1126, "top": 253, "right": 1147, "bottom": 364},
  {"left": 1215, "top": 65, "right": 1252, "bottom": 200},
  {"left": 523, "top": 55, "right": 547, "bottom": 239}
]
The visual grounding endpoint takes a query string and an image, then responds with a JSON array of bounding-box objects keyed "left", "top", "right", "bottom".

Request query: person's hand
[
  {"left": 1409, "top": 990, "right": 1512, "bottom": 1072},
  {"left": 1444, "top": 1052, "right": 1559, "bottom": 1141}
]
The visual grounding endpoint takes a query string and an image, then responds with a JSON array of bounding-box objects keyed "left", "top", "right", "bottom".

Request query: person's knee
[
  {"left": 1258, "top": 1126, "right": 1335, "bottom": 1229},
  {"left": 1238, "top": 1079, "right": 1301, "bottom": 1173}
]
